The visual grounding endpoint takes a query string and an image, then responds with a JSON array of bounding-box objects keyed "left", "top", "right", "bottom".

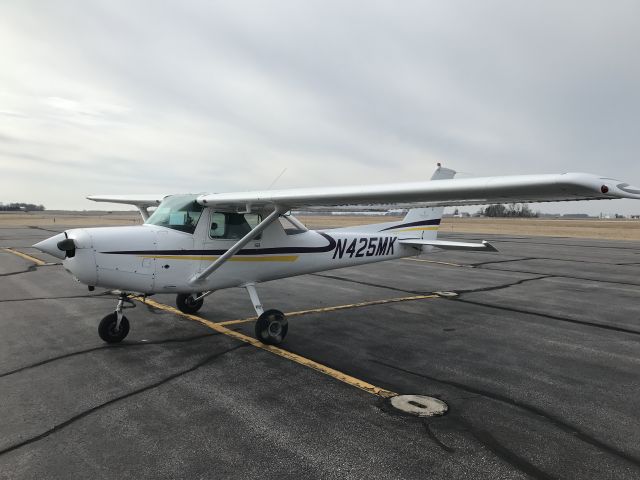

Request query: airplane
[{"left": 33, "top": 165, "right": 640, "bottom": 345}]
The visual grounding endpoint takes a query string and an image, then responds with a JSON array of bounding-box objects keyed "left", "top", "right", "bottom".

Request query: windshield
[{"left": 146, "top": 194, "right": 203, "bottom": 234}]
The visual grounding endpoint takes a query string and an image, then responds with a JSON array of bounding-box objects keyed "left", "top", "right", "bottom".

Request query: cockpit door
[
  {"left": 199, "top": 210, "right": 263, "bottom": 274},
  {"left": 148, "top": 195, "right": 205, "bottom": 292}
]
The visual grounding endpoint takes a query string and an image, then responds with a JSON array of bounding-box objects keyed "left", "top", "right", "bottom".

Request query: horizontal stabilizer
[
  {"left": 400, "top": 239, "right": 498, "bottom": 252},
  {"left": 86, "top": 194, "right": 171, "bottom": 221}
]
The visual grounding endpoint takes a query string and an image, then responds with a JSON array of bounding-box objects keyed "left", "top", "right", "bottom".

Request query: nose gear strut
[{"left": 98, "top": 293, "right": 135, "bottom": 343}]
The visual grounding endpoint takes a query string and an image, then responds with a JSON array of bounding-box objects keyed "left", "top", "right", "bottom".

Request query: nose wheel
[
  {"left": 98, "top": 313, "right": 130, "bottom": 343},
  {"left": 98, "top": 293, "right": 133, "bottom": 343}
]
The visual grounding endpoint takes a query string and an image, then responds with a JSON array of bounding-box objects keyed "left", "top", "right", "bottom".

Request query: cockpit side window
[
  {"left": 210, "top": 212, "right": 262, "bottom": 240},
  {"left": 145, "top": 195, "right": 203, "bottom": 234}
]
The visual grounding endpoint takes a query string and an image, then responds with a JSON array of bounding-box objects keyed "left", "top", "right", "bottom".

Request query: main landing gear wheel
[
  {"left": 255, "top": 309, "right": 288, "bottom": 345},
  {"left": 98, "top": 312, "right": 130, "bottom": 343},
  {"left": 176, "top": 293, "right": 204, "bottom": 314}
]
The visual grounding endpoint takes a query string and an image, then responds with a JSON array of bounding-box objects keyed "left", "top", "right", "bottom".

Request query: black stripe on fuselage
[
  {"left": 379, "top": 218, "right": 441, "bottom": 231},
  {"left": 100, "top": 232, "right": 337, "bottom": 256}
]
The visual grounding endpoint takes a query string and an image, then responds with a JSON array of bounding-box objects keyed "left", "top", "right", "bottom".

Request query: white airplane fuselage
[{"left": 50, "top": 210, "right": 422, "bottom": 294}]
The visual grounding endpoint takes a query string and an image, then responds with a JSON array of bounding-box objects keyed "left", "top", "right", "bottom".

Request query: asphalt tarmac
[{"left": 1, "top": 225, "right": 639, "bottom": 479}]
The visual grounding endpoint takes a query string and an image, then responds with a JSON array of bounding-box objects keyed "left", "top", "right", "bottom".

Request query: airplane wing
[
  {"left": 86, "top": 194, "right": 169, "bottom": 221},
  {"left": 86, "top": 194, "right": 168, "bottom": 207},
  {"left": 197, "top": 172, "right": 640, "bottom": 211}
]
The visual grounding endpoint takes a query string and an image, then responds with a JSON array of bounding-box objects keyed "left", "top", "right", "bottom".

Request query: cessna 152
[{"left": 34, "top": 166, "right": 640, "bottom": 345}]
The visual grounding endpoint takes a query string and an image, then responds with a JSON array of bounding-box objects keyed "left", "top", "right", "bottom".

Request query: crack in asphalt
[
  {"left": 454, "top": 416, "right": 555, "bottom": 480},
  {"left": 454, "top": 298, "right": 640, "bottom": 337},
  {"left": 0, "top": 343, "right": 246, "bottom": 457},
  {"left": 311, "top": 273, "right": 421, "bottom": 294},
  {"left": 446, "top": 274, "right": 640, "bottom": 337},
  {"left": 373, "top": 360, "right": 640, "bottom": 470},
  {"left": 478, "top": 265, "right": 640, "bottom": 287},
  {"left": 420, "top": 254, "right": 640, "bottom": 284},
  {"left": 401, "top": 259, "right": 640, "bottom": 333},
  {"left": 470, "top": 257, "right": 538, "bottom": 267},
  {"left": 0, "top": 236, "right": 49, "bottom": 240},
  {"left": 0, "top": 292, "right": 116, "bottom": 303},
  {"left": 421, "top": 420, "right": 455, "bottom": 453},
  {"left": 469, "top": 256, "right": 640, "bottom": 267},
  {"left": 0, "top": 332, "right": 224, "bottom": 379},
  {"left": 410, "top": 253, "right": 640, "bottom": 288},
  {"left": 313, "top": 270, "right": 554, "bottom": 298},
  {"left": 0, "top": 265, "right": 37, "bottom": 277},
  {"left": 27, "top": 226, "right": 64, "bottom": 234},
  {"left": 453, "top": 275, "right": 551, "bottom": 294}
]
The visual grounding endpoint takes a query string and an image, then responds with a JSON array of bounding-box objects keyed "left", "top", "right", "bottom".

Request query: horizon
[{"left": 2, "top": 204, "right": 638, "bottom": 218}]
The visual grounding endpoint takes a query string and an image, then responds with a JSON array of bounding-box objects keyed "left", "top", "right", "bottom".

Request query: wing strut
[
  {"left": 137, "top": 206, "right": 150, "bottom": 221},
  {"left": 189, "top": 207, "right": 285, "bottom": 285}
]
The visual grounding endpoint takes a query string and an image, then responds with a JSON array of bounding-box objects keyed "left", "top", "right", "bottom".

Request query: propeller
[{"left": 56, "top": 232, "right": 76, "bottom": 258}]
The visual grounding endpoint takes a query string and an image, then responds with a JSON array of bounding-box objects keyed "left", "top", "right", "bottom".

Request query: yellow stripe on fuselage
[
  {"left": 391, "top": 226, "right": 439, "bottom": 233},
  {"left": 138, "top": 255, "right": 299, "bottom": 262}
]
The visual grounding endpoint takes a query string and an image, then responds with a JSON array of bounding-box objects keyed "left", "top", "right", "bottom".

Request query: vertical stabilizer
[{"left": 400, "top": 165, "right": 456, "bottom": 240}]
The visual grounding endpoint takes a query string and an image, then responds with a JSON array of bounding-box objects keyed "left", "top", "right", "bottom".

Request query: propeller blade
[{"left": 56, "top": 237, "right": 76, "bottom": 257}]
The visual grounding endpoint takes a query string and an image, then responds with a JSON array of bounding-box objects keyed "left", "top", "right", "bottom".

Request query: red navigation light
[{"left": 601, "top": 185, "right": 609, "bottom": 194}]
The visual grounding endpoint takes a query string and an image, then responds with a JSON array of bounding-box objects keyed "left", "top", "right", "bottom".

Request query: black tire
[
  {"left": 176, "top": 293, "right": 204, "bottom": 314},
  {"left": 255, "top": 309, "right": 288, "bottom": 345},
  {"left": 98, "top": 313, "right": 130, "bottom": 343}
]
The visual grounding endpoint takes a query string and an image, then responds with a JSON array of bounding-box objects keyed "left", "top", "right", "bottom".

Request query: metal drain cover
[
  {"left": 434, "top": 291, "right": 458, "bottom": 298},
  {"left": 390, "top": 395, "right": 448, "bottom": 417}
]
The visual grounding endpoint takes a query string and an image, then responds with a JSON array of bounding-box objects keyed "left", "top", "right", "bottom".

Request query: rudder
[{"left": 400, "top": 165, "right": 456, "bottom": 240}]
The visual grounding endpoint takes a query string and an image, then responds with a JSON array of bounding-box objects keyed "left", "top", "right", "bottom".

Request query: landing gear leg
[
  {"left": 98, "top": 293, "right": 131, "bottom": 343},
  {"left": 245, "top": 283, "right": 288, "bottom": 345}
]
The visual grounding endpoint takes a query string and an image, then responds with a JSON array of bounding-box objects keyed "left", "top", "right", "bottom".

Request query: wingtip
[
  {"left": 481, "top": 240, "right": 499, "bottom": 252},
  {"left": 611, "top": 182, "right": 640, "bottom": 200}
]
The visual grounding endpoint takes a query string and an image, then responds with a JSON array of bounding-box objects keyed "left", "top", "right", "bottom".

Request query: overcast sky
[{"left": 1, "top": 0, "right": 639, "bottom": 214}]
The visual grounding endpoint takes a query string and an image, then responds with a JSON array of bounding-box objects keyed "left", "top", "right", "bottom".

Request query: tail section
[
  {"left": 392, "top": 165, "right": 456, "bottom": 240},
  {"left": 325, "top": 165, "right": 456, "bottom": 238}
]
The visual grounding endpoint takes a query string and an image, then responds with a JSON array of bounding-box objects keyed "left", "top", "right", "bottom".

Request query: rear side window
[{"left": 278, "top": 216, "right": 306, "bottom": 235}]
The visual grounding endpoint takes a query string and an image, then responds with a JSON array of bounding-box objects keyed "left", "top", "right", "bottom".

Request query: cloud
[{"left": 0, "top": 0, "right": 638, "bottom": 215}]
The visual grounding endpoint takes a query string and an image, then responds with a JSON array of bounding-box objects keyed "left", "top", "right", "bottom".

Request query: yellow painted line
[
  {"left": 3, "top": 248, "right": 47, "bottom": 266},
  {"left": 218, "top": 294, "right": 439, "bottom": 326},
  {"left": 139, "top": 255, "right": 299, "bottom": 262},
  {"left": 403, "top": 257, "right": 471, "bottom": 268},
  {"left": 133, "top": 296, "right": 398, "bottom": 398}
]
